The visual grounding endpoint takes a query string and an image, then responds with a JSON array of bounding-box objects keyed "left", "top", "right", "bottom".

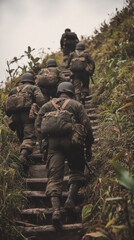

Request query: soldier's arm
[
  {"left": 35, "top": 105, "right": 46, "bottom": 149},
  {"left": 78, "top": 104, "right": 94, "bottom": 146},
  {"left": 66, "top": 53, "right": 73, "bottom": 68},
  {"left": 33, "top": 86, "right": 47, "bottom": 107},
  {"left": 60, "top": 35, "right": 64, "bottom": 49},
  {"left": 86, "top": 54, "right": 95, "bottom": 76}
]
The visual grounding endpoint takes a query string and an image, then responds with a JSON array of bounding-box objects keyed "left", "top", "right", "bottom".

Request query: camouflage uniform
[
  {"left": 35, "top": 96, "right": 94, "bottom": 197},
  {"left": 67, "top": 50, "right": 95, "bottom": 98},
  {"left": 60, "top": 29, "right": 79, "bottom": 65},
  {"left": 37, "top": 67, "right": 66, "bottom": 101},
  {"left": 8, "top": 83, "right": 46, "bottom": 154}
]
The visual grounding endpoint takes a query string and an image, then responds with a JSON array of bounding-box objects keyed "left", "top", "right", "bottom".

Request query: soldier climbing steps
[{"left": 21, "top": 94, "right": 99, "bottom": 240}]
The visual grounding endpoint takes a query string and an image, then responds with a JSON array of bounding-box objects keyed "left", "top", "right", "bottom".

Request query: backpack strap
[
  {"left": 51, "top": 99, "right": 60, "bottom": 110},
  {"left": 22, "top": 84, "right": 31, "bottom": 92},
  {"left": 75, "top": 50, "right": 85, "bottom": 57},
  {"left": 61, "top": 99, "right": 70, "bottom": 110},
  {"left": 51, "top": 99, "right": 70, "bottom": 111}
]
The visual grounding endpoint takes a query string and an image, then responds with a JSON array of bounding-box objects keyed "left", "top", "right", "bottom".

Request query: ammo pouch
[
  {"left": 72, "top": 123, "right": 87, "bottom": 146},
  {"left": 29, "top": 103, "right": 39, "bottom": 120}
]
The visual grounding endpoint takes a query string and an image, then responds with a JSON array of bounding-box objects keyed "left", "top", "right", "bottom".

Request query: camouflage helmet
[
  {"left": 57, "top": 82, "right": 74, "bottom": 96},
  {"left": 46, "top": 59, "right": 57, "bottom": 68},
  {"left": 21, "top": 73, "right": 35, "bottom": 84},
  {"left": 76, "top": 43, "right": 85, "bottom": 51}
]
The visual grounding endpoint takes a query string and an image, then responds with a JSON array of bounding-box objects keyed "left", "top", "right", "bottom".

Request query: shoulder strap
[
  {"left": 51, "top": 99, "right": 70, "bottom": 111},
  {"left": 61, "top": 99, "right": 70, "bottom": 110},
  {"left": 51, "top": 99, "right": 60, "bottom": 110},
  {"left": 75, "top": 50, "right": 85, "bottom": 57},
  {"left": 22, "top": 84, "right": 31, "bottom": 92}
]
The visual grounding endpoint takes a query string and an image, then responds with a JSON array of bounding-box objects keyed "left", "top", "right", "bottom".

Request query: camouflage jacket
[
  {"left": 60, "top": 32, "right": 79, "bottom": 49},
  {"left": 67, "top": 50, "right": 95, "bottom": 76},
  {"left": 8, "top": 83, "right": 46, "bottom": 107},
  {"left": 35, "top": 96, "right": 94, "bottom": 147}
]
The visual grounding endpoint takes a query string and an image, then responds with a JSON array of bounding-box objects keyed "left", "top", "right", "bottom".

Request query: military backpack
[
  {"left": 41, "top": 99, "right": 87, "bottom": 146},
  {"left": 63, "top": 32, "right": 77, "bottom": 46},
  {"left": 5, "top": 85, "right": 33, "bottom": 115},
  {"left": 70, "top": 50, "right": 87, "bottom": 72},
  {"left": 37, "top": 68, "right": 58, "bottom": 88}
]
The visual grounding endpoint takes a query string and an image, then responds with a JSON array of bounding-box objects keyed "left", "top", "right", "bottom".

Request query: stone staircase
[{"left": 21, "top": 95, "right": 99, "bottom": 240}]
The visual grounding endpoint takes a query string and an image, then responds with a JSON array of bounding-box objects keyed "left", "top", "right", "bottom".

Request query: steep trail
[{"left": 21, "top": 94, "right": 99, "bottom": 240}]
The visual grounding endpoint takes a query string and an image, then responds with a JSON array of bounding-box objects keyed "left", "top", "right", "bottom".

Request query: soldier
[
  {"left": 60, "top": 28, "right": 79, "bottom": 63},
  {"left": 36, "top": 58, "right": 66, "bottom": 101},
  {"left": 35, "top": 82, "right": 94, "bottom": 229},
  {"left": 67, "top": 42, "right": 95, "bottom": 104},
  {"left": 5, "top": 73, "right": 46, "bottom": 169}
]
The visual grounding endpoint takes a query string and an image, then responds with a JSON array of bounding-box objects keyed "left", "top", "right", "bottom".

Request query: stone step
[
  {"left": 85, "top": 94, "right": 95, "bottom": 100},
  {"left": 29, "top": 161, "right": 69, "bottom": 178},
  {"left": 90, "top": 119, "right": 99, "bottom": 125},
  {"left": 25, "top": 176, "right": 69, "bottom": 191},
  {"left": 92, "top": 125, "right": 100, "bottom": 131},
  {"left": 22, "top": 223, "right": 83, "bottom": 240},
  {"left": 21, "top": 206, "right": 81, "bottom": 225},
  {"left": 87, "top": 113, "right": 98, "bottom": 120},
  {"left": 84, "top": 107, "right": 96, "bottom": 112},
  {"left": 24, "top": 191, "right": 84, "bottom": 208}
]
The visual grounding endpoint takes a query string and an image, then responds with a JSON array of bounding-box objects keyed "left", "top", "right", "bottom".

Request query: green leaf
[
  {"left": 82, "top": 204, "right": 93, "bottom": 222},
  {"left": 112, "top": 162, "right": 134, "bottom": 191},
  {"left": 83, "top": 231, "right": 107, "bottom": 238}
]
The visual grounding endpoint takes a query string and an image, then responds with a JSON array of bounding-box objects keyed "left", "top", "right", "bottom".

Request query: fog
[{"left": 0, "top": 0, "right": 126, "bottom": 82}]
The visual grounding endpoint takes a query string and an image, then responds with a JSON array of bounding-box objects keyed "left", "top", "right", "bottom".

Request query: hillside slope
[
  {"left": 82, "top": 2, "right": 134, "bottom": 239},
  {"left": 0, "top": 1, "right": 134, "bottom": 240}
]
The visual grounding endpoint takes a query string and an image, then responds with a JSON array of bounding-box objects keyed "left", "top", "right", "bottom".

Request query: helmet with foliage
[
  {"left": 76, "top": 43, "right": 85, "bottom": 51},
  {"left": 46, "top": 59, "right": 57, "bottom": 68},
  {"left": 21, "top": 73, "right": 35, "bottom": 84},
  {"left": 57, "top": 82, "right": 75, "bottom": 96}
]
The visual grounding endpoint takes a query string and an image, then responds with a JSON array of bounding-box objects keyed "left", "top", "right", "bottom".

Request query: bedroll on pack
[
  {"left": 37, "top": 69, "right": 58, "bottom": 88},
  {"left": 41, "top": 99, "right": 74, "bottom": 137},
  {"left": 5, "top": 85, "right": 33, "bottom": 115},
  {"left": 70, "top": 57, "right": 87, "bottom": 72}
]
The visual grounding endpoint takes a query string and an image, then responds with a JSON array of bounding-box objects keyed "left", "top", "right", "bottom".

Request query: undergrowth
[{"left": 0, "top": 1, "right": 134, "bottom": 239}]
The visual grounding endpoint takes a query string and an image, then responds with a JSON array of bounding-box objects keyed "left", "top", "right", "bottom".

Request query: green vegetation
[
  {"left": 0, "top": 1, "right": 133, "bottom": 239},
  {"left": 82, "top": 1, "right": 134, "bottom": 239}
]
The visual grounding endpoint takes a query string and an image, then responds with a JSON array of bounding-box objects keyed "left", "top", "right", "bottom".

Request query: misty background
[{"left": 0, "top": 0, "right": 126, "bottom": 83}]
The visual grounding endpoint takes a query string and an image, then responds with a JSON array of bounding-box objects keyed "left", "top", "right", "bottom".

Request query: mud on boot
[
  {"left": 51, "top": 197, "right": 62, "bottom": 230},
  {"left": 19, "top": 149, "right": 29, "bottom": 174},
  {"left": 52, "top": 210, "right": 61, "bottom": 230},
  {"left": 65, "top": 183, "right": 79, "bottom": 213}
]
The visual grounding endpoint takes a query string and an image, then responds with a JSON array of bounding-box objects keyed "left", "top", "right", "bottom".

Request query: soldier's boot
[
  {"left": 65, "top": 183, "right": 79, "bottom": 212},
  {"left": 51, "top": 197, "right": 61, "bottom": 229},
  {"left": 75, "top": 94, "right": 81, "bottom": 102},
  {"left": 19, "top": 149, "right": 29, "bottom": 173},
  {"left": 81, "top": 92, "right": 86, "bottom": 105}
]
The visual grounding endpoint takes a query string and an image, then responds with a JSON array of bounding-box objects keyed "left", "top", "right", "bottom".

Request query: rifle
[{"left": 91, "top": 76, "right": 95, "bottom": 84}]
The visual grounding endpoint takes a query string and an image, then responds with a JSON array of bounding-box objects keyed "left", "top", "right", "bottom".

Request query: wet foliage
[
  {"left": 82, "top": 1, "right": 134, "bottom": 239},
  {"left": 0, "top": 1, "right": 134, "bottom": 239}
]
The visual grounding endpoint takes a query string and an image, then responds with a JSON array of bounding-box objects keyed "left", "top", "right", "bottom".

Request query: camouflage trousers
[
  {"left": 72, "top": 72, "right": 90, "bottom": 95},
  {"left": 12, "top": 111, "right": 36, "bottom": 153},
  {"left": 45, "top": 137, "right": 85, "bottom": 197}
]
